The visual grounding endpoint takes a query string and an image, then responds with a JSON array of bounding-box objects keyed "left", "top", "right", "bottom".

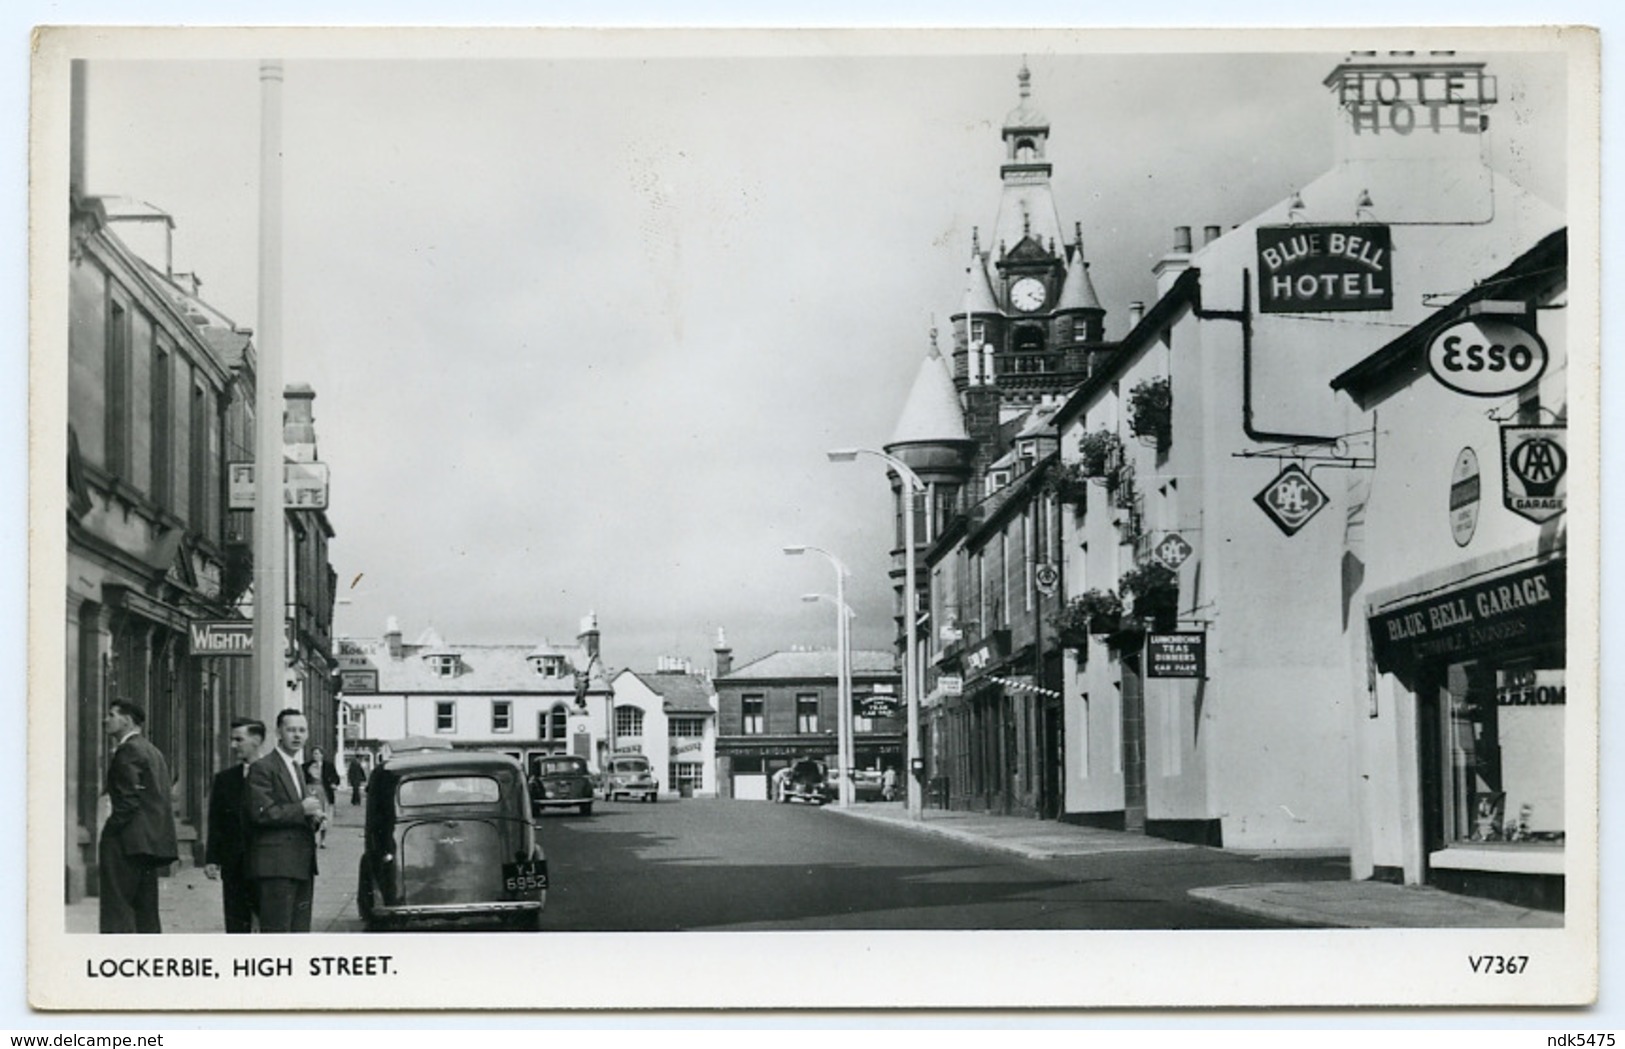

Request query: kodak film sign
[{"left": 1257, "top": 224, "right": 1393, "bottom": 313}]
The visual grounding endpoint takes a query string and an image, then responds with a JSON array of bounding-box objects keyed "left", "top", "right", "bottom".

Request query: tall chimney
[
  {"left": 283, "top": 383, "right": 317, "bottom": 463},
  {"left": 713, "top": 627, "right": 733, "bottom": 679},
  {"left": 1154, "top": 226, "right": 1195, "bottom": 296},
  {"left": 1203, "top": 225, "right": 1222, "bottom": 246}
]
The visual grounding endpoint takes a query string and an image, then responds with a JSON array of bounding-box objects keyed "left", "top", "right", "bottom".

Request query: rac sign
[{"left": 1427, "top": 318, "right": 1548, "bottom": 397}]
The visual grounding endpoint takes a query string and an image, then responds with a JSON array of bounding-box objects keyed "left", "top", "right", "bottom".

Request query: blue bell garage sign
[{"left": 1368, "top": 560, "right": 1564, "bottom": 676}]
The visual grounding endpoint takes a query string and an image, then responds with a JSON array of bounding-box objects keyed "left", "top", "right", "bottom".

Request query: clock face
[{"left": 1010, "top": 277, "right": 1046, "bottom": 312}]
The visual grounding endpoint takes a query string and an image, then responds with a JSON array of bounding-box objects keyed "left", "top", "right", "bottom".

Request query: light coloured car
[{"left": 601, "top": 754, "right": 659, "bottom": 803}]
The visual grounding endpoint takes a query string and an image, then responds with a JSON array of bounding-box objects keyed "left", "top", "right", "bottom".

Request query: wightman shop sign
[{"left": 1258, "top": 224, "right": 1393, "bottom": 313}]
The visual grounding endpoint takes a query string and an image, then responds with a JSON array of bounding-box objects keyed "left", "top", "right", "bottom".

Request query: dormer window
[
  {"left": 530, "top": 654, "right": 567, "bottom": 678},
  {"left": 987, "top": 469, "right": 1011, "bottom": 494},
  {"left": 428, "top": 654, "right": 460, "bottom": 677}
]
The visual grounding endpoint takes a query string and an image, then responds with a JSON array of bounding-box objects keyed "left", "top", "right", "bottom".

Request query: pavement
[
  {"left": 825, "top": 801, "right": 1564, "bottom": 929},
  {"left": 67, "top": 795, "right": 367, "bottom": 935}
]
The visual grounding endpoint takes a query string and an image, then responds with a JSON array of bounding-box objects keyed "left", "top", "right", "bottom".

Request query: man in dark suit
[
  {"left": 246, "top": 708, "right": 325, "bottom": 933},
  {"left": 99, "top": 699, "right": 180, "bottom": 934},
  {"left": 204, "top": 718, "right": 265, "bottom": 933}
]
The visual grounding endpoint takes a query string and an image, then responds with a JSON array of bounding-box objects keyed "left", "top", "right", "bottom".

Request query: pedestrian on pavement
[
  {"left": 770, "top": 763, "right": 792, "bottom": 803},
  {"left": 246, "top": 708, "right": 324, "bottom": 933},
  {"left": 320, "top": 750, "right": 342, "bottom": 808},
  {"left": 98, "top": 699, "right": 180, "bottom": 934},
  {"left": 347, "top": 755, "right": 367, "bottom": 806},
  {"left": 881, "top": 765, "right": 898, "bottom": 802},
  {"left": 204, "top": 717, "right": 265, "bottom": 933},
  {"left": 303, "top": 746, "right": 334, "bottom": 849}
]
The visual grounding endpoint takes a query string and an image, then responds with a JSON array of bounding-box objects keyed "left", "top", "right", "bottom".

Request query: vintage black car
[
  {"left": 529, "top": 754, "right": 594, "bottom": 816},
  {"left": 356, "top": 749, "right": 547, "bottom": 931},
  {"left": 778, "top": 758, "right": 833, "bottom": 805}
]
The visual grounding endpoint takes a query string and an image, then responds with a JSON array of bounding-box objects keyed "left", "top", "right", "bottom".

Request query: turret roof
[
  {"left": 1057, "top": 236, "right": 1103, "bottom": 312},
  {"left": 889, "top": 345, "right": 970, "bottom": 446},
  {"left": 963, "top": 249, "right": 999, "bottom": 315}
]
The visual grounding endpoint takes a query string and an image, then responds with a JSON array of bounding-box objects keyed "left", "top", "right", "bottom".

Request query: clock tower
[{"left": 951, "top": 62, "right": 1109, "bottom": 410}]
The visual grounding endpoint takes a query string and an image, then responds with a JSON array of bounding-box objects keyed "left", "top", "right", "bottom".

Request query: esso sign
[{"left": 1427, "top": 318, "right": 1548, "bottom": 397}]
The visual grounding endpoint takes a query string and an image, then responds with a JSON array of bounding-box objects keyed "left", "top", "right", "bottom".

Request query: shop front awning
[{"left": 986, "top": 675, "right": 1062, "bottom": 699}]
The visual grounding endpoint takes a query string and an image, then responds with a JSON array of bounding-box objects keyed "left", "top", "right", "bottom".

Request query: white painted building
[
  {"left": 333, "top": 614, "right": 615, "bottom": 779},
  {"left": 1049, "top": 52, "right": 1564, "bottom": 854},
  {"left": 610, "top": 659, "right": 719, "bottom": 797},
  {"left": 1331, "top": 229, "right": 1570, "bottom": 907}
]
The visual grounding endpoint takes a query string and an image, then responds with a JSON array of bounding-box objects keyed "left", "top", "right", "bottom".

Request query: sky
[{"left": 68, "top": 35, "right": 1568, "bottom": 676}]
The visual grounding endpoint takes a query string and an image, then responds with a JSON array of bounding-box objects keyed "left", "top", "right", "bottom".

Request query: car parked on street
[
  {"left": 601, "top": 754, "right": 659, "bottom": 802},
  {"left": 356, "top": 748, "right": 547, "bottom": 932},
  {"left": 529, "top": 754, "right": 594, "bottom": 816}
]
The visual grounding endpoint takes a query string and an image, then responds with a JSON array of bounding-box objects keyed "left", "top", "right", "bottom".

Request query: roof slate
[
  {"left": 721, "top": 649, "right": 899, "bottom": 682},
  {"left": 630, "top": 671, "right": 716, "bottom": 714},
  {"left": 346, "top": 638, "right": 601, "bottom": 695}
]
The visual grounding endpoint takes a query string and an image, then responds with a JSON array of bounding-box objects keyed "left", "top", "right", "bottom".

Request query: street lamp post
[
  {"left": 802, "top": 592, "right": 855, "bottom": 804},
  {"left": 784, "top": 545, "right": 853, "bottom": 808},
  {"left": 829, "top": 447, "right": 926, "bottom": 820}
]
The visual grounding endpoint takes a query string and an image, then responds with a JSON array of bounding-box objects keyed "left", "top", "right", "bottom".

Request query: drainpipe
[{"left": 1193, "top": 269, "right": 1339, "bottom": 446}]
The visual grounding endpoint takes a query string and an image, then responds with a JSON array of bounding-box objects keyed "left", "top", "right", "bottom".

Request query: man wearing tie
[
  {"left": 246, "top": 708, "right": 325, "bottom": 933},
  {"left": 99, "top": 699, "right": 180, "bottom": 933},
  {"left": 204, "top": 718, "right": 265, "bottom": 933}
]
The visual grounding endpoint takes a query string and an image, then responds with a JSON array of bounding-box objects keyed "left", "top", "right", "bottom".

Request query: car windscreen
[
  {"left": 611, "top": 759, "right": 650, "bottom": 773},
  {"left": 538, "top": 758, "right": 586, "bottom": 775},
  {"left": 397, "top": 774, "right": 502, "bottom": 807}
]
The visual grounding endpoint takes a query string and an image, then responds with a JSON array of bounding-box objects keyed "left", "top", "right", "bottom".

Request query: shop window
[{"left": 1441, "top": 656, "right": 1564, "bottom": 846}]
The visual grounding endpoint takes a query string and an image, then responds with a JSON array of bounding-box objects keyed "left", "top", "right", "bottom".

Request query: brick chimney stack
[{"left": 713, "top": 627, "right": 733, "bottom": 679}]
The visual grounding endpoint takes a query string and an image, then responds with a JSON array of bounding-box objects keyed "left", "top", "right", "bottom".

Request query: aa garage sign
[{"left": 1257, "top": 224, "right": 1393, "bottom": 313}]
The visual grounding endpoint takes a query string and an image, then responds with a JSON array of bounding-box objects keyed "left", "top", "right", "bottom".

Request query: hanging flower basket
[
  {"left": 1120, "top": 560, "right": 1179, "bottom": 632},
  {"left": 1043, "top": 461, "right": 1094, "bottom": 505},
  {"left": 1051, "top": 589, "right": 1123, "bottom": 647},
  {"left": 1075, "top": 429, "right": 1123, "bottom": 480},
  {"left": 1127, "top": 375, "right": 1172, "bottom": 450}
]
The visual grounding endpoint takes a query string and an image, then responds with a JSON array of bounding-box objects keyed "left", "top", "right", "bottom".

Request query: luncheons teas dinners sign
[{"left": 1257, "top": 224, "right": 1393, "bottom": 313}]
